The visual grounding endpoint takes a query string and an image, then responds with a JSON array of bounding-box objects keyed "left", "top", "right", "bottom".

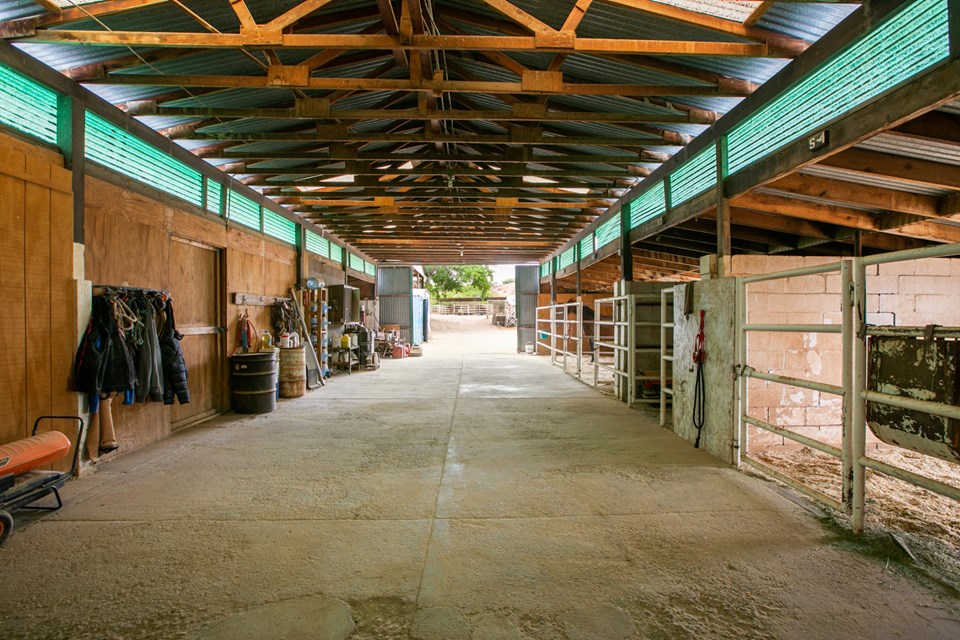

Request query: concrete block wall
[
  {"left": 729, "top": 255, "right": 960, "bottom": 452},
  {"left": 671, "top": 279, "right": 737, "bottom": 464}
]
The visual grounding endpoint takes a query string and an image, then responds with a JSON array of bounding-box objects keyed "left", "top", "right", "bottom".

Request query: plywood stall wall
[
  {"left": 306, "top": 254, "right": 347, "bottom": 287},
  {"left": 85, "top": 175, "right": 298, "bottom": 457},
  {"left": 0, "top": 132, "right": 77, "bottom": 452},
  {"left": 225, "top": 231, "right": 297, "bottom": 352}
]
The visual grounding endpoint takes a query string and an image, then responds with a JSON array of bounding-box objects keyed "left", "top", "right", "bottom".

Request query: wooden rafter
[{"left": 15, "top": 30, "right": 771, "bottom": 56}]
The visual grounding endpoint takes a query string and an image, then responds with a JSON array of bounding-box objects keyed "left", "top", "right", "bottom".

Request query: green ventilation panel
[
  {"left": 558, "top": 246, "right": 577, "bottom": 270},
  {"left": 306, "top": 230, "right": 330, "bottom": 258},
  {"left": 540, "top": 261, "right": 552, "bottom": 278},
  {"left": 226, "top": 192, "right": 261, "bottom": 230},
  {"left": 0, "top": 64, "right": 58, "bottom": 145},
  {"left": 349, "top": 253, "right": 365, "bottom": 272},
  {"left": 727, "top": 0, "right": 949, "bottom": 174},
  {"left": 205, "top": 179, "right": 222, "bottom": 215},
  {"left": 629, "top": 181, "right": 666, "bottom": 229},
  {"left": 263, "top": 209, "right": 297, "bottom": 245},
  {"left": 364, "top": 261, "right": 376, "bottom": 277},
  {"left": 669, "top": 147, "right": 716, "bottom": 208},
  {"left": 579, "top": 233, "right": 596, "bottom": 260},
  {"left": 86, "top": 112, "right": 204, "bottom": 207},
  {"left": 330, "top": 243, "right": 344, "bottom": 263},
  {"left": 595, "top": 211, "right": 621, "bottom": 249}
]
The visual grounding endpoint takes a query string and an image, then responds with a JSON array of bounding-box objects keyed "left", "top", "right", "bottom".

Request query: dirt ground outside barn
[{"left": 1, "top": 314, "right": 959, "bottom": 640}]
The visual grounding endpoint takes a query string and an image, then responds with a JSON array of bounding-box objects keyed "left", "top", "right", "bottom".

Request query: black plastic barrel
[{"left": 230, "top": 351, "right": 278, "bottom": 414}]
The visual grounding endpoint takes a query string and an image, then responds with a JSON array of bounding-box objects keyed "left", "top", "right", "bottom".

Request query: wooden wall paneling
[
  {"left": 169, "top": 237, "right": 223, "bottom": 428},
  {"left": 49, "top": 186, "right": 77, "bottom": 417},
  {"left": 84, "top": 205, "right": 168, "bottom": 287},
  {"left": 226, "top": 247, "right": 267, "bottom": 352},
  {"left": 171, "top": 209, "right": 227, "bottom": 248},
  {"left": 25, "top": 177, "right": 53, "bottom": 426},
  {"left": 0, "top": 172, "right": 27, "bottom": 443}
]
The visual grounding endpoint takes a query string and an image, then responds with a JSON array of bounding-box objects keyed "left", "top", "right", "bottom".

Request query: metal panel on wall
[
  {"left": 377, "top": 266, "right": 413, "bottom": 342},
  {"left": 516, "top": 265, "right": 539, "bottom": 353}
]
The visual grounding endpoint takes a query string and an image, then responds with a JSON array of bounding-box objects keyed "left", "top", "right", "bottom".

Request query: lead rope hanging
[{"left": 692, "top": 309, "right": 706, "bottom": 448}]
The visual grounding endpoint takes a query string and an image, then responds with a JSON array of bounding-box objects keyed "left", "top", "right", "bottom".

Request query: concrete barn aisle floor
[{"left": 2, "top": 317, "right": 958, "bottom": 640}]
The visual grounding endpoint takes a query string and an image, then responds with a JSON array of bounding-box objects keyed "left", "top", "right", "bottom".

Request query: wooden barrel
[
  {"left": 230, "top": 351, "right": 277, "bottom": 413},
  {"left": 279, "top": 346, "right": 306, "bottom": 398}
]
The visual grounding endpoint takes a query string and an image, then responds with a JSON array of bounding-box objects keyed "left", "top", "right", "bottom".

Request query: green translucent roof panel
[
  {"left": 669, "top": 147, "right": 716, "bottom": 208},
  {"left": 205, "top": 179, "right": 222, "bottom": 215},
  {"left": 559, "top": 246, "right": 577, "bottom": 270},
  {"left": 349, "top": 252, "right": 364, "bottom": 272},
  {"left": 579, "top": 234, "right": 596, "bottom": 260},
  {"left": 364, "top": 260, "right": 376, "bottom": 276},
  {"left": 595, "top": 211, "right": 621, "bottom": 249},
  {"left": 540, "top": 261, "right": 552, "bottom": 278},
  {"left": 226, "top": 192, "right": 261, "bottom": 230},
  {"left": 329, "top": 243, "right": 343, "bottom": 263},
  {"left": 0, "top": 64, "right": 58, "bottom": 145},
  {"left": 263, "top": 209, "right": 297, "bottom": 245},
  {"left": 629, "top": 181, "right": 666, "bottom": 229},
  {"left": 728, "top": 0, "right": 949, "bottom": 174},
  {"left": 306, "top": 230, "right": 330, "bottom": 258},
  {"left": 86, "top": 112, "right": 204, "bottom": 208}
]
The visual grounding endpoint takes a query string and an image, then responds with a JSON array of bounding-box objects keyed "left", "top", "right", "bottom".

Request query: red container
[{"left": 392, "top": 344, "right": 406, "bottom": 359}]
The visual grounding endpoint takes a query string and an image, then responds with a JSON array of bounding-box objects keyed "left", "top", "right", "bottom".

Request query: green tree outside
[{"left": 424, "top": 265, "right": 495, "bottom": 300}]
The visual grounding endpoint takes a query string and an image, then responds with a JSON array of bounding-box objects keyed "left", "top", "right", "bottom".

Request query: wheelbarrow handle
[{"left": 31, "top": 416, "right": 87, "bottom": 478}]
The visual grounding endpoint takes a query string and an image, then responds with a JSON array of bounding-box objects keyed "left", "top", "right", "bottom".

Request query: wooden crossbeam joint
[{"left": 267, "top": 65, "right": 310, "bottom": 86}]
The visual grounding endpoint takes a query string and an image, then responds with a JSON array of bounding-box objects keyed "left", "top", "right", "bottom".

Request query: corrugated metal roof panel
[
  {"left": 560, "top": 53, "right": 711, "bottom": 87},
  {"left": 756, "top": 2, "right": 859, "bottom": 41},
  {"left": 857, "top": 133, "right": 960, "bottom": 167},
  {"left": 665, "top": 55, "right": 790, "bottom": 84},
  {"left": 936, "top": 98, "right": 960, "bottom": 116},
  {"left": 799, "top": 165, "right": 956, "bottom": 197},
  {"left": 575, "top": 1, "right": 750, "bottom": 43},
  {"left": 198, "top": 118, "right": 310, "bottom": 134}
]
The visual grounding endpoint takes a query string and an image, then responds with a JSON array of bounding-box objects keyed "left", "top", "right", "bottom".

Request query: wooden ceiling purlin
[{"left": 2, "top": 0, "right": 836, "bottom": 264}]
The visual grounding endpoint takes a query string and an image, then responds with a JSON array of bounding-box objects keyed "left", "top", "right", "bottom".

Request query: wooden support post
[
  {"left": 56, "top": 94, "right": 85, "bottom": 244},
  {"left": 296, "top": 224, "right": 306, "bottom": 285},
  {"left": 716, "top": 136, "right": 730, "bottom": 277},
  {"left": 575, "top": 251, "right": 582, "bottom": 297},
  {"left": 550, "top": 261, "right": 557, "bottom": 304},
  {"left": 619, "top": 204, "right": 632, "bottom": 281}
]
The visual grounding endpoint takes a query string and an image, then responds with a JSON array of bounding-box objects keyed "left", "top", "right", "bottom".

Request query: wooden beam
[
  {"left": 732, "top": 192, "right": 960, "bottom": 244},
  {"left": 34, "top": 0, "right": 166, "bottom": 28},
  {"left": 229, "top": 0, "right": 258, "bottom": 31},
  {"left": 599, "top": 0, "right": 808, "bottom": 54},
  {"left": 31, "top": 0, "right": 61, "bottom": 14},
  {"left": 181, "top": 130, "right": 682, "bottom": 147},
  {"left": 135, "top": 103, "right": 711, "bottom": 124},
  {"left": 21, "top": 30, "right": 772, "bottom": 56},
  {"left": 562, "top": 0, "right": 594, "bottom": 32},
  {"left": 477, "top": 0, "right": 555, "bottom": 33},
  {"left": 285, "top": 199, "right": 607, "bottom": 209},
  {"left": 819, "top": 148, "right": 960, "bottom": 191},
  {"left": 888, "top": 110, "right": 960, "bottom": 147},
  {"left": 744, "top": 1, "right": 774, "bottom": 27},
  {"left": 265, "top": 0, "right": 337, "bottom": 31},
  {"left": 84, "top": 72, "right": 748, "bottom": 98},
  {"left": 762, "top": 172, "right": 941, "bottom": 218}
]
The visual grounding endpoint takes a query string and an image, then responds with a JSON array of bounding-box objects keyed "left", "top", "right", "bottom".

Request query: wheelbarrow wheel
[{"left": 0, "top": 510, "right": 12, "bottom": 546}]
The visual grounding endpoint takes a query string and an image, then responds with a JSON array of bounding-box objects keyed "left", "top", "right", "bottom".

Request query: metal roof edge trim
[
  {"left": 542, "top": 0, "right": 916, "bottom": 269},
  {"left": 0, "top": 39, "right": 377, "bottom": 265}
]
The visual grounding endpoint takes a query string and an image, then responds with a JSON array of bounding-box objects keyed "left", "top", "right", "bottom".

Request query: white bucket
[{"left": 524, "top": 342, "right": 534, "bottom": 355}]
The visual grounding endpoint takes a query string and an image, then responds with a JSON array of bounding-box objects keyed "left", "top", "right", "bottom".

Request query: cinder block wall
[{"left": 730, "top": 255, "right": 960, "bottom": 451}]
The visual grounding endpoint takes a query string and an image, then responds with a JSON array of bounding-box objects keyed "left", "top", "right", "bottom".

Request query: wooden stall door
[{"left": 168, "top": 236, "right": 224, "bottom": 429}]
